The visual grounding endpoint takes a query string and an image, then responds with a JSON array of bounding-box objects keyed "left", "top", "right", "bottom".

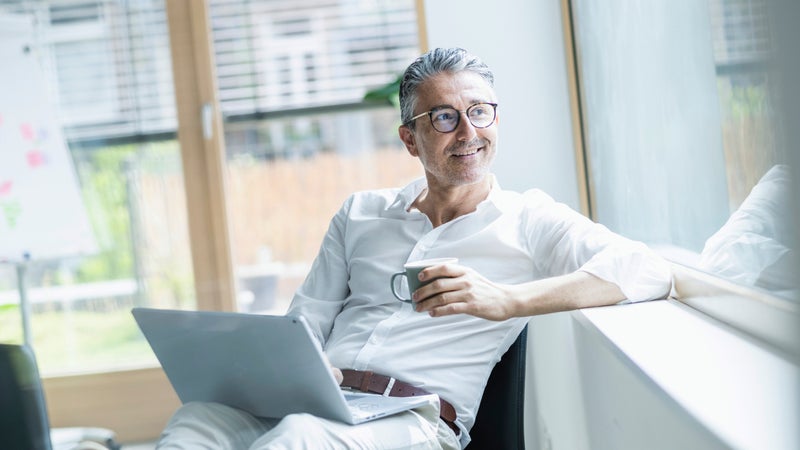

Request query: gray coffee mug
[{"left": 390, "top": 257, "right": 458, "bottom": 303}]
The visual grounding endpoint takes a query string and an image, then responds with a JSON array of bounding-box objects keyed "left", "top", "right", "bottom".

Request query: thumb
[{"left": 331, "top": 366, "right": 344, "bottom": 385}]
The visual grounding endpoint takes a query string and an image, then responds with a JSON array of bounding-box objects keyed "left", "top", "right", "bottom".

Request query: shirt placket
[{"left": 350, "top": 215, "right": 457, "bottom": 369}]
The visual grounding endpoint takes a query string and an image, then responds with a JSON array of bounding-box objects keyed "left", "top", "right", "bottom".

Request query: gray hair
[{"left": 399, "top": 47, "right": 495, "bottom": 129}]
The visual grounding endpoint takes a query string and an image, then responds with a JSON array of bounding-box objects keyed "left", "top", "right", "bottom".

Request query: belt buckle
[{"left": 382, "top": 377, "right": 396, "bottom": 396}]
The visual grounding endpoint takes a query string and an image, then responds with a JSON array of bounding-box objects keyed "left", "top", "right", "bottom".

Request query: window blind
[
  {"left": 208, "top": 0, "right": 419, "bottom": 117},
  {"left": 709, "top": 0, "right": 772, "bottom": 65},
  {"left": 1, "top": 0, "right": 176, "bottom": 141},
  {"left": 1, "top": 0, "right": 419, "bottom": 142}
]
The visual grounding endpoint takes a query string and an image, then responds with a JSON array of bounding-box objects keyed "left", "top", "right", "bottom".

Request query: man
[{"left": 157, "top": 47, "right": 671, "bottom": 449}]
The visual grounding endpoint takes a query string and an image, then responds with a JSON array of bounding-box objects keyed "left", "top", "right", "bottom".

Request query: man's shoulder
[
  {"left": 347, "top": 186, "right": 403, "bottom": 203},
  {"left": 519, "top": 188, "right": 557, "bottom": 204},
  {"left": 492, "top": 187, "right": 556, "bottom": 211},
  {"left": 340, "top": 186, "right": 405, "bottom": 214}
]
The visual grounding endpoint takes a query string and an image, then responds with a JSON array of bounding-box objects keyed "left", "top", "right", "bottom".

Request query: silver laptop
[{"left": 131, "top": 307, "right": 436, "bottom": 425}]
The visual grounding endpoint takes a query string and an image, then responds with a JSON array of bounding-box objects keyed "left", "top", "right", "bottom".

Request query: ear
[{"left": 398, "top": 125, "right": 419, "bottom": 157}]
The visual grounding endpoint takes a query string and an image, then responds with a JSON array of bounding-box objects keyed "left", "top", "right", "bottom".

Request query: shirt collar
[
  {"left": 386, "top": 174, "right": 518, "bottom": 214},
  {"left": 385, "top": 177, "right": 427, "bottom": 212}
]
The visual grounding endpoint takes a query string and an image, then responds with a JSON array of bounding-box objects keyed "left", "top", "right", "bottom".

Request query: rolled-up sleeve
[
  {"left": 578, "top": 237, "right": 672, "bottom": 301},
  {"left": 523, "top": 189, "right": 672, "bottom": 302}
]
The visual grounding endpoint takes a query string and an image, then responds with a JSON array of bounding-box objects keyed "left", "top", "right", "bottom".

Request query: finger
[
  {"left": 331, "top": 366, "right": 343, "bottom": 385},
  {"left": 430, "top": 298, "right": 510, "bottom": 321},
  {"left": 322, "top": 353, "right": 344, "bottom": 384},
  {"left": 412, "top": 277, "right": 464, "bottom": 304},
  {"left": 428, "top": 301, "right": 469, "bottom": 317},
  {"left": 418, "top": 263, "right": 465, "bottom": 282},
  {"left": 415, "top": 289, "right": 463, "bottom": 313}
]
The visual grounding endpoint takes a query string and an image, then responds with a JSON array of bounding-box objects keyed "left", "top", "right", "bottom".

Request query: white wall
[
  {"left": 422, "top": 0, "right": 580, "bottom": 209},
  {"left": 526, "top": 312, "right": 590, "bottom": 450}
]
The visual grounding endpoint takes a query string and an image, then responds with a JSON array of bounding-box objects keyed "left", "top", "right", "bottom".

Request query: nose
[{"left": 454, "top": 111, "right": 478, "bottom": 141}]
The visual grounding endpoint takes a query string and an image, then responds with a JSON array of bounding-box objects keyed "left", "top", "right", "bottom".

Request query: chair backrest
[
  {"left": 467, "top": 326, "right": 527, "bottom": 450},
  {"left": 0, "top": 343, "right": 53, "bottom": 450}
]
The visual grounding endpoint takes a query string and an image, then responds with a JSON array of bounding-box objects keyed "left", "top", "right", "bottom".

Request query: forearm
[
  {"left": 505, "top": 271, "right": 625, "bottom": 317},
  {"left": 416, "top": 264, "right": 627, "bottom": 320}
]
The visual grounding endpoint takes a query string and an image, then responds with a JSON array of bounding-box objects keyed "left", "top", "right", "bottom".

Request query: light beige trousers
[{"left": 155, "top": 401, "right": 461, "bottom": 450}]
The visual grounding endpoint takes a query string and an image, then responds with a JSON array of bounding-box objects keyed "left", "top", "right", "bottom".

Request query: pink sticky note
[
  {"left": 20, "top": 123, "right": 35, "bottom": 140},
  {"left": 0, "top": 181, "right": 11, "bottom": 196},
  {"left": 27, "top": 150, "right": 46, "bottom": 167}
]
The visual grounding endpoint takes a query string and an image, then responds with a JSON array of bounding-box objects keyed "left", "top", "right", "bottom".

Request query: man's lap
[{"left": 156, "top": 401, "right": 460, "bottom": 450}]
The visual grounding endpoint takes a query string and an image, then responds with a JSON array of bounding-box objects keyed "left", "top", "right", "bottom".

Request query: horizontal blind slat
[{"left": 4, "top": 0, "right": 419, "bottom": 143}]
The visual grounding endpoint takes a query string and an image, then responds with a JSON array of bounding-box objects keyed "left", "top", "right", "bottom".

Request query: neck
[{"left": 412, "top": 176, "right": 493, "bottom": 227}]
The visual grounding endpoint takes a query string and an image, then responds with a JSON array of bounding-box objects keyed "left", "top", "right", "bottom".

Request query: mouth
[
  {"left": 449, "top": 145, "right": 484, "bottom": 158},
  {"left": 448, "top": 138, "right": 489, "bottom": 158}
]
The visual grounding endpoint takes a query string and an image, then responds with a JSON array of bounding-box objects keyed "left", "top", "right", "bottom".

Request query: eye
[
  {"left": 469, "top": 105, "right": 489, "bottom": 117},
  {"left": 432, "top": 110, "right": 457, "bottom": 123}
]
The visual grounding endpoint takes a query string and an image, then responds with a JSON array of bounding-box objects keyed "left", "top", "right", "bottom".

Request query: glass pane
[
  {"left": 0, "top": 0, "right": 195, "bottom": 375},
  {"left": 225, "top": 110, "right": 422, "bottom": 314},
  {"left": 208, "top": 0, "right": 422, "bottom": 313},
  {"left": 571, "top": 0, "right": 796, "bottom": 299}
]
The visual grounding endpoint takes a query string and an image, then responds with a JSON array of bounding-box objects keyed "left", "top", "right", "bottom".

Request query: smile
[
  {"left": 451, "top": 147, "right": 482, "bottom": 157},
  {"left": 447, "top": 137, "right": 489, "bottom": 158}
]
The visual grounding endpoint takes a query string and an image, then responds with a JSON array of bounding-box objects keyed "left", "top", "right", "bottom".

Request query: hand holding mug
[
  {"left": 390, "top": 258, "right": 458, "bottom": 303},
  {"left": 397, "top": 260, "right": 519, "bottom": 321}
]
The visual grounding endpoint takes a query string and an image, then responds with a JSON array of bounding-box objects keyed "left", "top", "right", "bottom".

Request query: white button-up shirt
[{"left": 288, "top": 176, "right": 670, "bottom": 447}]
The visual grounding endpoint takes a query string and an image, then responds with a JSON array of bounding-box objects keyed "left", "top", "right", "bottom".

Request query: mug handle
[{"left": 390, "top": 272, "right": 412, "bottom": 303}]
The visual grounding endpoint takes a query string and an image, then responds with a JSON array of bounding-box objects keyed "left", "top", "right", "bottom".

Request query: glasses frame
[{"left": 405, "top": 102, "right": 498, "bottom": 133}]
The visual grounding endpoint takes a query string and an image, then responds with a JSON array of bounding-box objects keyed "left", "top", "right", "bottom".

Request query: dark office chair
[
  {"left": 0, "top": 343, "right": 120, "bottom": 450},
  {"left": 467, "top": 326, "right": 528, "bottom": 450}
]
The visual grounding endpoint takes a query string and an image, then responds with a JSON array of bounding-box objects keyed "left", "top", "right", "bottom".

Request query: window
[
  {"left": 207, "top": 0, "right": 423, "bottom": 314},
  {"left": 0, "top": 0, "right": 423, "bottom": 440},
  {"left": 0, "top": 0, "right": 423, "bottom": 372},
  {"left": 0, "top": 0, "right": 190, "bottom": 376},
  {"left": 569, "top": 0, "right": 797, "bottom": 301}
]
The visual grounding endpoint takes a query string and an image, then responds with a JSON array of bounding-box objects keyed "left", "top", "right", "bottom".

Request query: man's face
[{"left": 399, "top": 71, "right": 498, "bottom": 190}]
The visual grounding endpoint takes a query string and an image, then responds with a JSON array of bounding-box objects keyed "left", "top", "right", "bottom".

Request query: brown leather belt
[{"left": 340, "top": 369, "right": 459, "bottom": 435}]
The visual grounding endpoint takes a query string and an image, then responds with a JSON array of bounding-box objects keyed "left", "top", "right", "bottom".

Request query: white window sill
[{"left": 573, "top": 299, "right": 799, "bottom": 450}]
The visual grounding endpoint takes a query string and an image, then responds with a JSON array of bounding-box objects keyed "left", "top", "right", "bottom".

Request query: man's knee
[
  {"left": 161, "top": 402, "right": 271, "bottom": 449},
  {"left": 249, "top": 413, "right": 340, "bottom": 449},
  {"left": 271, "top": 413, "right": 325, "bottom": 433},
  {"left": 174, "top": 401, "right": 214, "bottom": 415},
  {"left": 169, "top": 401, "right": 228, "bottom": 421},
  {"left": 164, "top": 401, "right": 263, "bottom": 436}
]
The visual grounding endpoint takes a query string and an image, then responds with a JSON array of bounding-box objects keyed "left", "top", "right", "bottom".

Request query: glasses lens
[
  {"left": 467, "top": 103, "right": 496, "bottom": 128},
  {"left": 430, "top": 108, "right": 459, "bottom": 132}
]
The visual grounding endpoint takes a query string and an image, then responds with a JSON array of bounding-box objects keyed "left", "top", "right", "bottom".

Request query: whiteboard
[{"left": 0, "top": 15, "right": 96, "bottom": 262}]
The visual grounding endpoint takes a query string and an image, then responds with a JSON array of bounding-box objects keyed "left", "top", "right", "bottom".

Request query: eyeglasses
[{"left": 406, "top": 102, "right": 498, "bottom": 133}]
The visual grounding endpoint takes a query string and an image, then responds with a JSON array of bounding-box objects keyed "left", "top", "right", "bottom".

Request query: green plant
[
  {"left": 364, "top": 74, "right": 402, "bottom": 108},
  {"left": 73, "top": 145, "right": 138, "bottom": 283}
]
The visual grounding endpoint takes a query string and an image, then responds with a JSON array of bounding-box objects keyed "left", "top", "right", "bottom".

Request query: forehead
[{"left": 415, "top": 71, "right": 496, "bottom": 109}]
